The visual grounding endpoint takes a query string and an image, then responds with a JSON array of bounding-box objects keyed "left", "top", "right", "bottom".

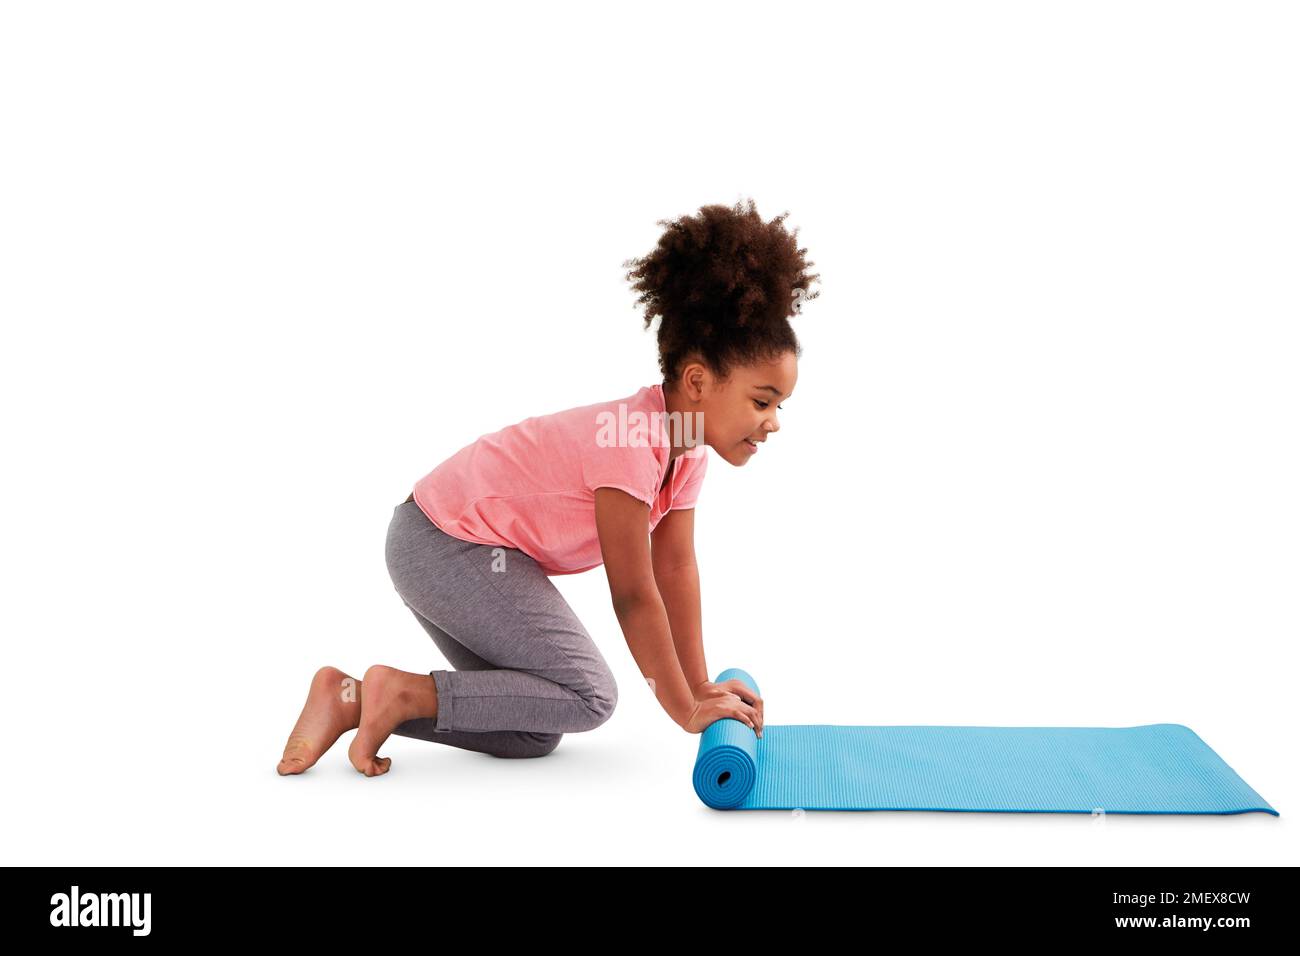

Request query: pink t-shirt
[{"left": 411, "top": 382, "right": 709, "bottom": 576}]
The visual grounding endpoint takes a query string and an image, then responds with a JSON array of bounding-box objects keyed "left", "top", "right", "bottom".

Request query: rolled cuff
[{"left": 429, "top": 670, "right": 454, "bottom": 732}]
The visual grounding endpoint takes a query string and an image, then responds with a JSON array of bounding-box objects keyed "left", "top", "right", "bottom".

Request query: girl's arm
[
  {"left": 594, "top": 487, "right": 696, "bottom": 727},
  {"left": 649, "top": 507, "right": 709, "bottom": 693},
  {"left": 652, "top": 506, "right": 765, "bottom": 735}
]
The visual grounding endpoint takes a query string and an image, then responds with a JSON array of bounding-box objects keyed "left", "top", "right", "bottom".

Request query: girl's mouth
[{"left": 743, "top": 438, "right": 758, "bottom": 452}]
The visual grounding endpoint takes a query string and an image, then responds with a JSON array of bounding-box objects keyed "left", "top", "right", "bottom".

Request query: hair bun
[{"left": 623, "top": 197, "right": 820, "bottom": 384}]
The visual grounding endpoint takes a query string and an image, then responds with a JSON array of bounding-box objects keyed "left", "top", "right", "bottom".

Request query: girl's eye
[{"left": 754, "top": 401, "right": 785, "bottom": 410}]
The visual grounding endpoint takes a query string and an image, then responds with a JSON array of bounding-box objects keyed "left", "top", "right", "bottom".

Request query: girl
[{"left": 278, "top": 197, "right": 819, "bottom": 776}]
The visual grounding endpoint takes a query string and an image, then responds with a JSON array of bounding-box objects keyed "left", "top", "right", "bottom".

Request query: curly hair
[{"left": 622, "top": 197, "right": 821, "bottom": 387}]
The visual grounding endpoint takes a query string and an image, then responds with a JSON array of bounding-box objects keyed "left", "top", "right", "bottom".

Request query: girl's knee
[{"left": 584, "top": 676, "right": 618, "bottom": 729}]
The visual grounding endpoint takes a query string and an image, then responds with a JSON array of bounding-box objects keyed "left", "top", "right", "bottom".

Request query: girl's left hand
[{"left": 693, "top": 679, "right": 764, "bottom": 737}]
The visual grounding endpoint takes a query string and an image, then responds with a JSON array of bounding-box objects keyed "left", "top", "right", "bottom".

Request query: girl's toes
[
  {"left": 355, "top": 755, "right": 391, "bottom": 776},
  {"left": 277, "top": 756, "right": 306, "bottom": 775}
]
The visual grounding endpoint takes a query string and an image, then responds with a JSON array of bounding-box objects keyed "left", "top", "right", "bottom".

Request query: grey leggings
[{"left": 383, "top": 498, "right": 619, "bottom": 758}]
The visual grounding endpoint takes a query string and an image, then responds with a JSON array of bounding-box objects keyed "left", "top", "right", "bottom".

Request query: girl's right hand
[{"left": 680, "top": 693, "right": 763, "bottom": 738}]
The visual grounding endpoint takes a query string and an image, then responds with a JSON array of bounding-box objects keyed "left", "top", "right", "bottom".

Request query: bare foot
[
  {"left": 277, "top": 666, "right": 362, "bottom": 775},
  {"left": 348, "top": 664, "right": 438, "bottom": 777}
]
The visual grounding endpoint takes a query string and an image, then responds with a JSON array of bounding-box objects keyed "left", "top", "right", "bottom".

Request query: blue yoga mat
[{"left": 692, "top": 669, "right": 1278, "bottom": 815}]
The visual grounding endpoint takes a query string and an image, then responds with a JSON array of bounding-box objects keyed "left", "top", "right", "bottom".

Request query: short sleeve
[
  {"left": 670, "top": 447, "right": 709, "bottom": 510},
  {"left": 581, "top": 440, "right": 661, "bottom": 508}
]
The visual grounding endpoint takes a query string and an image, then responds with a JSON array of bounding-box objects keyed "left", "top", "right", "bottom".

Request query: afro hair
[{"left": 622, "top": 197, "right": 820, "bottom": 387}]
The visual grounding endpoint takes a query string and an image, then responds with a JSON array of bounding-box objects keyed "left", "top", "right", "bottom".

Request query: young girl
[{"left": 278, "top": 197, "right": 819, "bottom": 776}]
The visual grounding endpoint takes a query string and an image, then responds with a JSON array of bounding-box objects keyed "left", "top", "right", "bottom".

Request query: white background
[{"left": 2, "top": 1, "right": 1294, "bottom": 865}]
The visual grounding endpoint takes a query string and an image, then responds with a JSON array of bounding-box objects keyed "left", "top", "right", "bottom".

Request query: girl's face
[{"left": 668, "top": 351, "right": 798, "bottom": 467}]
